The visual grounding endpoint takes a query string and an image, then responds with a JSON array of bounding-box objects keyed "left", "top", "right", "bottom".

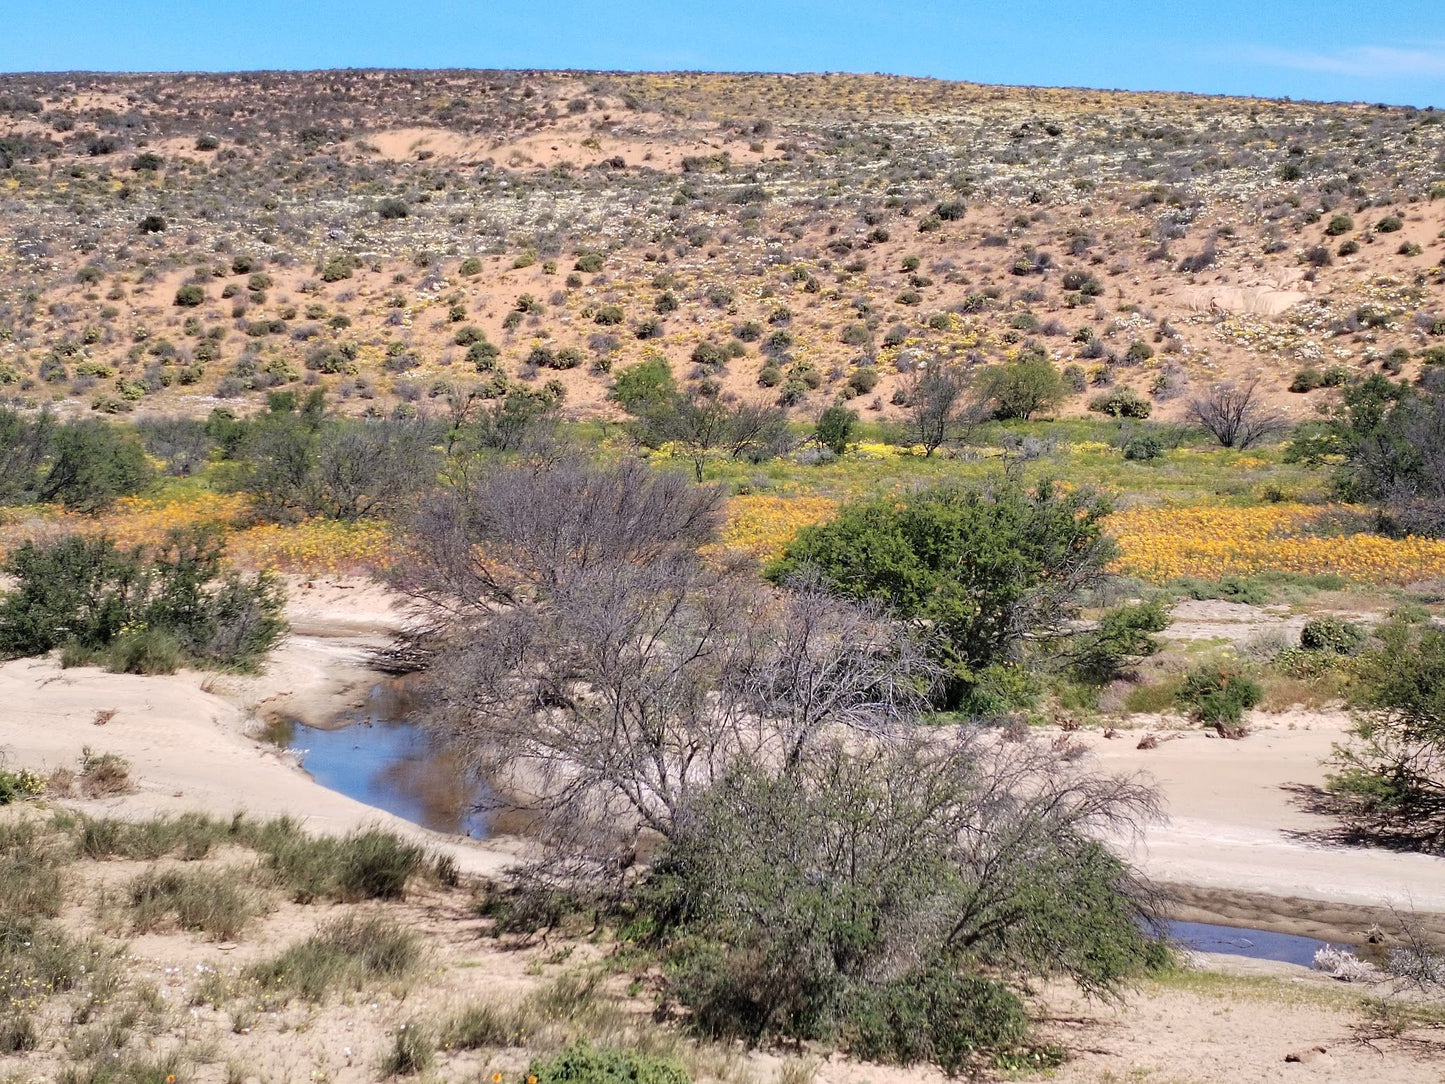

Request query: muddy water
[
  {"left": 271, "top": 678, "right": 497, "bottom": 838},
  {"left": 275, "top": 685, "right": 1365, "bottom": 968}
]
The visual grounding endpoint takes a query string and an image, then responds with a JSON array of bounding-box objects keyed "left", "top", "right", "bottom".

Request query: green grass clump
[
  {"left": 0, "top": 819, "right": 68, "bottom": 918},
  {"left": 245, "top": 915, "right": 421, "bottom": 1001},
  {"left": 58, "top": 1050, "right": 188, "bottom": 1084},
  {"left": 257, "top": 826, "right": 426, "bottom": 903},
  {"left": 126, "top": 865, "right": 262, "bottom": 940},
  {"left": 441, "top": 1001, "right": 531, "bottom": 1050},
  {"left": 380, "top": 1021, "right": 435, "bottom": 1077}
]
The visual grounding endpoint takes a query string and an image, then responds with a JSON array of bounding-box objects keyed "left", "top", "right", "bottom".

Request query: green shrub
[
  {"left": 1176, "top": 663, "right": 1263, "bottom": 727},
  {"left": 173, "top": 284, "right": 204, "bottom": 307},
  {"left": 574, "top": 251, "right": 605, "bottom": 273},
  {"left": 1300, "top": 617, "right": 1366, "bottom": 655},
  {"left": 1328, "top": 621, "right": 1445, "bottom": 847},
  {"left": 814, "top": 405, "right": 857, "bottom": 456},
  {"left": 846, "top": 969, "right": 1029, "bottom": 1074},
  {"left": 377, "top": 197, "right": 409, "bottom": 220},
  {"left": 1123, "top": 435, "right": 1163, "bottom": 461},
  {"left": 610, "top": 357, "right": 676, "bottom": 413},
  {"left": 0, "top": 768, "right": 45, "bottom": 805},
  {"left": 1290, "top": 368, "right": 1323, "bottom": 392},
  {"left": 528, "top": 1043, "right": 690, "bottom": 1084},
  {"left": 1375, "top": 215, "right": 1403, "bottom": 233},
  {"left": 769, "top": 479, "right": 1115, "bottom": 707},
  {"left": 978, "top": 354, "right": 1065, "bottom": 420},
  {"left": 1325, "top": 214, "right": 1354, "bottom": 236},
  {"left": 1124, "top": 340, "right": 1154, "bottom": 365},
  {"left": 459, "top": 257, "right": 483, "bottom": 276},
  {"left": 1089, "top": 387, "right": 1151, "bottom": 418},
  {"left": 0, "top": 530, "right": 285, "bottom": 670},
  {"left": 847, "top": 367, "right": 879, "bottom": 394}
]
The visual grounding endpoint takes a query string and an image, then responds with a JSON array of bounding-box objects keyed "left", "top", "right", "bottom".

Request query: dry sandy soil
[{"left": 4, "top": 578, "right": 1445, "bottom": 1082}]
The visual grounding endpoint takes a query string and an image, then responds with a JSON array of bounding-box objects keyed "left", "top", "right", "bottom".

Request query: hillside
[{"left": 0, "top": 69, "right": 1442, "bottom": 422}]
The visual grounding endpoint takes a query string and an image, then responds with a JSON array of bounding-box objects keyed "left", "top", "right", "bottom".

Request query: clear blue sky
[{"left": 4, "top": 2, "right": 1444, "bottom": 107}]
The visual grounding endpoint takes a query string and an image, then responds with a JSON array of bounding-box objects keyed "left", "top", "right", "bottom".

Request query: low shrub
[
  {"left": 1089, "top": 387, "right": 1151, "bottom": 418},
  {"left": 528, "top": 1043, "right": 690, "bottom": 1084},
  {"left": 845, "top": 969, "right": 1030, "bottom": 1074},
  {"left": 0, "top": 768, "right": 45, "bottom": 805},
  {"left": 1176, "top": 662, "right": 1263, "bottom": 728},
  {"left": 0, "top": 530, "right": 286, "bottom": 672},
  {"left": 1300, "top": 617, "right": 1366, "bottom": 655},
  {"left": 1123, "top": 435, "right": 1163, "bottom": 461}
]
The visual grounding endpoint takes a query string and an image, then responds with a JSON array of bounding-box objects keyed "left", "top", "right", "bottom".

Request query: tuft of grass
[
  {"left": 245, "top": 915, "right": 421, "bottom": 1001},
  {"left": 0, "top": 915, "right": 121, "bottom": 1009},
  {"left": 0, "top": 818, "right": 68, "bottom": 919},
  {"left": 380, "top": 1021, "right": 435, "bottom": 1077},
  {"left": 126, "top": 865, "right": 262, "bottom": 940},
  {"left": 441, "top": 1001, "right": 531, "bottom": 1051},
  {"left": 0, "top": 1013, "right": 38, "bottom": 1054},
  {"left": 257, "top": 826, "right": 425, "bottom": 903},
  {"left": 78, "top": 749, "right": 133, "bottom": 798},
  {"left": 58, "top": 1050, "right": 188, "bottom": 1084},
  {"left": 1122, "top": 676, "right": 1184, "bottom": 715},
  {"left": 75, "top": 811, "right": 237, "bottom": 861}
]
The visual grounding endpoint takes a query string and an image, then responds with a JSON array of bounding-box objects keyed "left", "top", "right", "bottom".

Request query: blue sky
[{"left": 3, "top": 2, "right": 1444, "bottom": 107}]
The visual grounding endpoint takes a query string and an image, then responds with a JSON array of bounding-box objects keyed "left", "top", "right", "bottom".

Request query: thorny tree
[{"left": 389, "top": 450, "right": 932, "bottom": 876}]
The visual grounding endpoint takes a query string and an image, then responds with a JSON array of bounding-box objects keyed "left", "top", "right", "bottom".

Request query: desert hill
[{"left": 0, "top": 69, "right": 1441, "bottom": 422}]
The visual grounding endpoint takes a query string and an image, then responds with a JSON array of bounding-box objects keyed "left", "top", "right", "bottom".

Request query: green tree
[
  {"left": 609, "top": 356, "right": 676, "bottom": 413},
  {"left": 769, "top": 480, "right": 1116, "bottom": 705},
  {"left": 814, "top": 404, "right": 858, "bottom": 456},
  {"left": 631, "top": 388, "right": 789, "bottom": 482},
  {"left": 978, "top": 352, "right": 1065, "bottom": 420},
  {"left": 37, "top": 421, "right": 152, "bottom": 512},
  {"left": 1328, "top": 617, "right": 1445, "bottom": 849}
]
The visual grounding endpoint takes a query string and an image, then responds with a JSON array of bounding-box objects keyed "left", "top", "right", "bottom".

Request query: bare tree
[
  {"left": 389, "top": 451, "right": 935, "bottom": 874},
  {"left": 1189, "top": 376, "right": 1286, "bottom": 449},
  {"left": 900, "top": 363, "right": 982, "bottom": 456}
]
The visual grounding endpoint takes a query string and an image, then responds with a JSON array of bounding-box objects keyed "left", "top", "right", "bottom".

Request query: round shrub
[
  {"left": 1177, "top": 663, "right": 1263, "bottom": 728},
  {"left": 174, "top": 284, "right": 205, "bottom": 308},
  {"left": 1088, "top": 387, "right": 1151, "bottom": 418},
  {"left": 848, "top": 367, "right": 880, "bottom": 394},
  {"left": 1123, "top": 435, "right": 1163, "bottom": 461},
  {"left": 1289, "top": 368, "right": 1323, "bottom": 393},
  {"left": 1324, "top": 214, "right": 1355, "bottom": 236},
  {"left": 1300, "top": 617, "right": 1366, "bottom": 655}
]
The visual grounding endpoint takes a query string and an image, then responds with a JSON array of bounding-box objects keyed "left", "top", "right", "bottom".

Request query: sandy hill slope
[{"left": 0, "top": 70, "right": 1441, "bottom": 422}]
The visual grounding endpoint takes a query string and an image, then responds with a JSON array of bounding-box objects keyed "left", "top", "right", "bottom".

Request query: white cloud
[{"left": 1246, "top": 43, "right": 1445, "bottom": 80}]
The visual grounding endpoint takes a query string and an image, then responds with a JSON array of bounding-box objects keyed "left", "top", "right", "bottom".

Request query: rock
[{"left": 1284, "top": 1045, "right": 1328, "bottom": 1064}]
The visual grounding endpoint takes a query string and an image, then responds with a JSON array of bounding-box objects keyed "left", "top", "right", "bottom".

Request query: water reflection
[
  {"left": 1162, "top": 919, "right": 1349, "bottom": 967},
  {"left": 275, "top": 679, "right": 497, "bottom": 838}
]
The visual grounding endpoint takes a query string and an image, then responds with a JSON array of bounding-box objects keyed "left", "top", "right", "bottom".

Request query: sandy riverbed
[{"left": 3, "top": 577, "right": 1445, "bottom": 941}]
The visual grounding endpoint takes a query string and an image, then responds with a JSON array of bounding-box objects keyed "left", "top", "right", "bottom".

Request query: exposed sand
[
  {"left": 1077, "top": 712, "right": 1445, "bottom": 941},
  {"left": 0, "top": 577, "right": 522, "bottom": 878},
  {"left": 4, "top": 578, "right": 1445, "bottom": 942}
]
